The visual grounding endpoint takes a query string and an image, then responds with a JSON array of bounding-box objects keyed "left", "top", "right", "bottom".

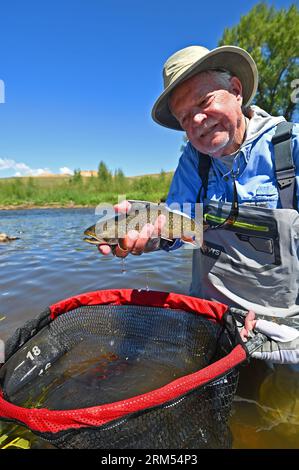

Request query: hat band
[{"left": 164, "top": 61, "right": 197, "bottom": 89}]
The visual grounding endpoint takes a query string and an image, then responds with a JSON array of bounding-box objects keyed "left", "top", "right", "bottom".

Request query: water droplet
[
  {"left": 145, "top": 271, "right": 150, "bottom": 291},
  {"left": 121, "top": 258, "right": 126, "bottom": 274}
]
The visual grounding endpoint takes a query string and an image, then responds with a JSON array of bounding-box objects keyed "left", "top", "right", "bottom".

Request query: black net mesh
[
  {"left": 0, "top": 304, "right": 239, "bottom": 449},
  {"left": 36, "top": 371, "right": 238, "bottom": 449}
]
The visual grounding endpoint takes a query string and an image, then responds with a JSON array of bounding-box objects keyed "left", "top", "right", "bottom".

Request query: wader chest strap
[
  {"left": 197, "top": 154, "right": 211, "bottom": 203},
  {"left": 272, "top": 121, "right": 296, "bottom": 209}
]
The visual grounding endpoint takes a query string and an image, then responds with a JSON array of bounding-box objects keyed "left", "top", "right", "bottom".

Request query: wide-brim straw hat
[{"left": 152, "top": 45, "right": 258, "bottom": 131}]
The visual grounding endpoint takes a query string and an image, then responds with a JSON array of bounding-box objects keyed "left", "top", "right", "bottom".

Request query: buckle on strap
[
  {"left": 276, "top": 167, "right": 296, "bottom": 188},
  {"left": 272, "top": 125, "right": 293, "bottom": 145}
]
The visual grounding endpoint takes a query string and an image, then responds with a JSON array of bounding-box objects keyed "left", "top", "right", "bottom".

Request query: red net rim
[{"left": 0, "top": 289, "right": 247, "bottom": 433}]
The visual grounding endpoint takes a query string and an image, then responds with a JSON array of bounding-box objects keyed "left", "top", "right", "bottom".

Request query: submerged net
[{"left": 0, "top": 289, "right": 247, "bottom": 449}]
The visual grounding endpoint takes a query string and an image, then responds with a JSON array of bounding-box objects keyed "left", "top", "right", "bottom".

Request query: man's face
[{"left": 169, "top": 72, "right": 244, "bottom": 157}]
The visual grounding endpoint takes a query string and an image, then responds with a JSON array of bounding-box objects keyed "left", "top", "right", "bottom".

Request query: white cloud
[
  {"left": 0, "top": 157, "right": 52, "bottom": 177},
  {"left": 33, "top": 168, "right": 52, "bottom": 176},
  {"left": 15, "top": 162, "right": 31, "bottom": 171},
  {"left": 59, "top": 167, "right": 74, "bottom": 175},
  {"left": 0, "top": 158, "right": 17, "bottom": 170},
  {"left": 15, "top": 167, "right": 52, "bottom": 177}
]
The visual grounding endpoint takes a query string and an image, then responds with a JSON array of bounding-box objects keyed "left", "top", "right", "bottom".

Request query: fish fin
[
  {"left": 106, "top": 238, "right": 119, "bottom": 245},
  {"left": 127, "top": 199, "right": 155, "bottom": 205},
  {"left": 161, "top": 236, "right": 174, "bottom": 242},
  {"left": 181, "top": 235, "right": 202, "bottom": 247}
]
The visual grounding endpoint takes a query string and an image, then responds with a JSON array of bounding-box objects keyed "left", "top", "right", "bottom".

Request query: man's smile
[{"left": 199, "top": 122, "right": 221, "bottom": 139}]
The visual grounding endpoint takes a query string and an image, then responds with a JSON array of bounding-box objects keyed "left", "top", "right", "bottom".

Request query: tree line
[
  {"left": 69, "top": 161, "right": 172, "bottom": 197},
  {"left": 0, "top": 164, "right": 173, "bottom": 207},
  {"left": 218, "top": 2, "right": 299, "bottom": 121}
]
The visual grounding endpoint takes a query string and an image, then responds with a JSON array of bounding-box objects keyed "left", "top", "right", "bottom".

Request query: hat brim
[{"left": 152, "top": 46, "right": 258, "bottom": 131}]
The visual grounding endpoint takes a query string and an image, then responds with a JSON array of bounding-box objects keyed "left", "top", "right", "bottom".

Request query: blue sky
[{"left": 0, "top": 0, "right": 297, "bottom": 177}]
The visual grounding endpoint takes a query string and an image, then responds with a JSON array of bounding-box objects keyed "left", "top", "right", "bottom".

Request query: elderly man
[
  {"left": 153, "top": 45, "right": 299, "bottom": 320},
  {"left": 102, "top": 46, "right": 299, "bottom": 312},
  {"left": 98, "top": 46, "right": 299, "bottom": 434},
  {"left": 100, "top": 44, "right": 299, "bottom": 322}
]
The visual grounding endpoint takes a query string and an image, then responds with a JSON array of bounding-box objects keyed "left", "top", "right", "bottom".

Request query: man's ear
[{"left": 230, "top": 76, "right": 243, "bottom": 105}]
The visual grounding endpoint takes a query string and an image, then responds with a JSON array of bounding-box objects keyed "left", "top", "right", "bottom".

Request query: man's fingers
[
  {"left": 117, "top": 230, "right": 139, "bottom": 251},
  {"left": 114, "top": 244, "right": 129, "bottom": 258},
  {"left": 240, "top": 310, "right": 257, "bottom": 342},
  {"left": 245, "top": 310, "right": 257, "bottom": 332},
  {"left": 239, "top": 327, "right": 248, "bottom": 342},
  {"left": 114, "top": 200, "right": 132, "bottom": 214},
  {"left": 98, "top": 244, "right": 112, "bottom": 255},
  {"left": 99, "top": 212, "right": 163, "bottom": 258},
  {"left": 114, "top": 230, "right": 139, "bottom": 258},
  {"left": 152, "top": 214, "right": 166, "bottom": 237},
  {"left": 131, "top": 223, "right": 155, "bottom": 254},
  {"left": 125, "top": 230, "right": 140, "bottom": 250}
]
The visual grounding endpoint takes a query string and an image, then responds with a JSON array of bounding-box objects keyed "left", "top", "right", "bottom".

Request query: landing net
[{"left": 0, "top": 289, "right": 248, "bottom": 449}]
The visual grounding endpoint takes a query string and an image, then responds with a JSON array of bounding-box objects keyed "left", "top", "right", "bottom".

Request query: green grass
[{"left": 0, "top": 172, "right": 174, "bottom": 208}]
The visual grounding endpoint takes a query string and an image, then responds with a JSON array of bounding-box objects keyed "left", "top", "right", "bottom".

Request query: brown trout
[{"left": 84, "top": 201, "right": 203, "bottom": 249}]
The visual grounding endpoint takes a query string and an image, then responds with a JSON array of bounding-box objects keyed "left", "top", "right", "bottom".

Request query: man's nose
[{"left": 192, "top": 112, "right": 207, "bottom": 126}]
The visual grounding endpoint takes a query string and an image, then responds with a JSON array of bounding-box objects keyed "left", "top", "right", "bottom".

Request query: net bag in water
[{"left": 0, "top": 289, "right": 254, "bottom": 449}]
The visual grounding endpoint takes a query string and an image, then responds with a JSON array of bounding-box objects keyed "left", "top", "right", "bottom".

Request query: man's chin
[
  {"left": 196, "top": 144, "right": 228, "bottom": 157},
  {"left": 194, "top": 136, "right": 230, "bottom": 157}
]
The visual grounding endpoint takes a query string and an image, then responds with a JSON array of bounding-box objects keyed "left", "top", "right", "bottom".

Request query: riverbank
[
  {"left": 0, "top": 171, "right": 173, "bottom": 209},
  {"left": 0, "top": 202, "right": 95, "bottom": 210}
]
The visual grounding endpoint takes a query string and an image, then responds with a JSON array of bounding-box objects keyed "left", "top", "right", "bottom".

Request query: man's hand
[
  {"left": 97, "top": 200, "right": 166, "bottom": 258},
  {"left": 240, "top": 310, "right": 299, "bottom": 364}
]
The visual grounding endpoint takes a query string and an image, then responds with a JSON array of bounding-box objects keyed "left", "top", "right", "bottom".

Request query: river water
[{"left": 0, "top": 208, "right": 298, "bottom": 449}]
